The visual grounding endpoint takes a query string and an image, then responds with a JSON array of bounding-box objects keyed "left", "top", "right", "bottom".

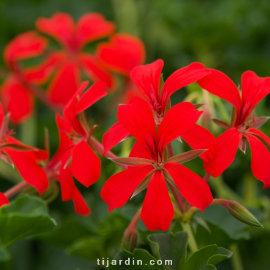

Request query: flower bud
[
  {"left": 213, "top": 199, "right": 263, "bottom": 227},
  {"left": 122, "top": 228, "right": 138, "bottom": 253}
]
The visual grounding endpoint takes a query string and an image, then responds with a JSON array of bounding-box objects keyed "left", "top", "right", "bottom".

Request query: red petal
[
  {"left": 48, "top": 62, "right": 80, "bottom": 106},
  {"left": 245, "top": 134, "right": 270, "bottom": 188},
  {"left": 161, "top": 63, "right": 210, "bottom": 111},
  {"left": 79, "top": 54, "right": 115, "bottom": 90},
  {"left": 4, "top": 31, "right": 47, "bottom": 66},
  {"left": 97, "top": 34, "right": 145, "bottom": 75},
  {"left": 0, "top": 102, "right": 5, "bottom": 127},
  {"left": 164, "top": 162, "right": 213, "bottom": 211},
  {"left": 76, "top": 13, "right": 115, "bottom": 48},
  {"left": 63, "top": 81, "right": 88, "bottom": 135},
  {"left": 102, "top": 122, "right": 130, "bottom": 156},
  {"left": 198, "top": 69, "right": 241, "bottom": 112},
  {"left": 118, "top": 97, "right": 157, "bottom": 156},
  {"left": 204, "top": 128, "right": 242, "bottom": 177},
  {"left": 72, "top": 187, "right": 91, "bottom": 216},
  {"left": 239, "top": 71, "right": 270, "bottom": 124},
  {"left": 157, "top": 102, "right": 202, "bottom": 153},
  {"left": 4, "top": 150, "right": 49, "bottom": 194},
  {"left": 129, "top": 141, "right": 153, "bottom": 160},
  {"left": 141, "top": 171, "right": 174, "bottom": 231},
  {"left": 75, "top": 81, "right": 107, "bottom": 114},
  {"left": 130, "top": 60, "right": 163, "bottom": 110},
  {"left": 60, "top": 165, "right": 75, "bottom": 201},
  {"left": 71, "top": 140, "right": 101, "bottom": 187},
  {"left": 36, "top": 13, "right": 74, "bottom": 49},
  {"left": 24, "top": 53, "right": 62, "bottom": 84},
  {"left": 247, "top": 127, "right": 270, "bottom": 146},
  {"left": 49, "top": 114, "right": 73, "bottom": 170},
  {"left": 1, "top": 77, "right": 33, "bottom": 123},
  {"left": 181, "top": 124, "right": 219, "bottom": 162},
  {"left": 0, "top": 193, "right": 9, "bottom": 207},
  {"left": 101, "top": 164, "right": 153, "bottom": 212}
]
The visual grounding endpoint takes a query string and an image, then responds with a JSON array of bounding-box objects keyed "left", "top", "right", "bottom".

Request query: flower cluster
[{"left": 0, "top": 12, "right": 270, "bottom": 235}]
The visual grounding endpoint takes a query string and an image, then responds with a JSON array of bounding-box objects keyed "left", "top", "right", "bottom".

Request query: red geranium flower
[
  {"left": 2, "top": 31, "right": 48, "bottom": 123},
  {"left": 101, "top": 97, "right": 213, "bottom": 231},
  {"left": 46, "top": 81, "right": 107, "bottom": 215},
  {"left": 198, "top": 69, "right": 270, "bottom": 187},
  {"left": 102, "top": 59, "right": 219, "bottom": 163},
  {"left": 35, "top": 13, "right": 115, "bottom": 106},
  {"left": 0, "top": 103, "right": 49, "bottom": 196},
  {"left": 97, "top": 33, "right": 146, "bottom": 104}
]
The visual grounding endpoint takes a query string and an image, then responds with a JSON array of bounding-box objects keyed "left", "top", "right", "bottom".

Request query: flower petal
[
  {"left": 245, "top": 134, "right": 270, "bottom": 188},
  {"left": 71, "top": 140, "right": 101, "bottom": 187},
  {"left": 4, "top": 31, "right": 47, "bottom": 66},
  {"left": 129, "top": 140, "right": 153, "bottom": 160},
  {"left": 198, "top": 69, "right": 241, "bottom": 112},
  {"left": 72, "top": 187, "right": 91, "bottom": 216},
  {"left": 75, "top": 81, "right": 107, "bottom": 114},
  {"left": 59, "top": 151, "right": 76, "bottom": 201},
  {"left": 130, "top": 60, "right": 163, "bottom": 110},
  {"left": 36, "top": 13, "right": 74, "bottom": 48},
  {"left": 102, "top": 122, "right": 130, "bottom": 156},
  {"left": 118, "top": 97, "right": 157, "bottom": 155},
  {"left": 48, "top": 62, "right": 80, "bottom": 106},
  {"left": 246, "top": 127, "right": 270, "bottom": 146},
  {"left": 157, "top": 102, "right": 202, "bottom": 153},
  {"left": 1, "top": 77, "right": 33, "bottom": 123},
  {"left": 76, "top": 13, "right": 115, "bottom": 48},
  {"left": 101, "top": 164, "right": 153, "bottom": 212},
  {"left": 180, "top": 124, "right": 219, "bottom": 162},
  {"left": 79, "top": 54, "right": 115, "bottom": 91},
  {"left": 161, "top": 63, "right": 210, "bottom": 111},
  {"left": 141, "top": 171, "right": 174, "bottom": 231},
  {"left": 3, "top": 150, "right": 49, "bottom": 194},
  {"left": 97, "top": 34, "right": 145, "bottom": 75},
  {"left": 239, "top": 71, "right": 270, "bottom": 124},
  {"left": 49, "top": 114, "right": 73, "bottom": 170},
  {"left": 204, "top": 128, "right": 242, "bottom": 177},
  {"left": 24, "top": 52, "right": 62, "bottom": 84},
  {"left": 0, "top": 193, "right": 9, "bottom": 207},
  {"left": 164, "top": 162, "right": 213, "bottom": 211}
]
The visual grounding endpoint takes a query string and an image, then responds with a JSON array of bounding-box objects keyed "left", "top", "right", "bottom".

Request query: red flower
[
  {"left": 47, "top": 81, "right": 107, "bottom": 215},
  {"left": 2, "top": 32, "right": 48, "bottom": 123},
  {"left": 102, "top": 60, "right": 219, "bottom": 163},
  {"left": 96, "top": 33, "right": 146, "bottom": 104},
  {"left": 101, "top": 97, "right": 213, "bottom": 231},
  {"left": 0, "top": 103, "right": 49, "bottom": 194},
  {"left": 198, "top": 69, "right": 270, "bottom": 187},
  {"left": 97, "top": 34, "right": 145, "bottom": 76},
  {"left": 0, "top": 193, "right": 9, "bottom": 207},
  {"left": 35, "top": 13, "right": 115, "bottom": 105}
]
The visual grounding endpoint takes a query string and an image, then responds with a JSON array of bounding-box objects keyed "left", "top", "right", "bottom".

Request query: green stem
[
  {"left": 181, "top": 222, "right": 198, "bottom": 253},
  {"left": 229, "top": 244, "right": 244, "bottom": 270}
]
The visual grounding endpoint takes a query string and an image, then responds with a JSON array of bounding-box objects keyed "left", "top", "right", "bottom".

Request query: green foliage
[{"left": 0, "top": 195, "right": 56, "bottom": 248}]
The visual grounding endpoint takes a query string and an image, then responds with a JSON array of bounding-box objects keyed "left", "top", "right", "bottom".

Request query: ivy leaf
[
  {"left": 148, "top": 232, "right": 188, "bottom": 270},
  {"left": 178, "top": 245, "right": 232, "bottom": 270},
  {"left": 0, "top": 195, "right": 56, "bottom": 247},
  {"left": 0, "top": 247, "right": 10, "bottom": 262}
]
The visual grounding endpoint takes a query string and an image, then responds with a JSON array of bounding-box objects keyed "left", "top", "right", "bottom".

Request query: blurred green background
[{"left": 0, "top": 0, "right": 270, "bottom": 269}]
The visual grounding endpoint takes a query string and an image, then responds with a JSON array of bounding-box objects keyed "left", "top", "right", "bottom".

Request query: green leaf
[
  {"left": 108, "top": 249, "right": 163, "bottom": 270},
  {"left": 0, "top": 247, "right": 10, "bottom": 262},
  {"left": 0, "top": 195, "right": 56, "bottom": 247},
  {"left": 38, "top": 218, "right": 92, "bottom": 248},
  {"left": 148, "top": 232, "right": 188, "bottom": 270},
  {"left": 195, "top": 205, "right": 265, "bottom": 246},
  {"left": 178, "top": 245, "right": 232, "bottom": 270}
]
